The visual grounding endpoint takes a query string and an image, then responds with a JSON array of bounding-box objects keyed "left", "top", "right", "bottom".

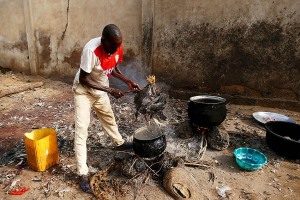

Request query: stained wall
[
  {"left": 0, "top": 0, "right": 299, "bottom": 101},
  {"left": 152, "top": 1, "right": 300, "bottom": 100}
]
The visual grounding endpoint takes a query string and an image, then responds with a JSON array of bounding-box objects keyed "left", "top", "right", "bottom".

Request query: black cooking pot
[
  {"left": 188, "top": 95, "right": 227, "bottom": 127},
  {"left": 265, "top": 121, "right": 300, "bottom": 159},
  {"left": 133, "top": 126, "right": 167, "bottom": 158}
]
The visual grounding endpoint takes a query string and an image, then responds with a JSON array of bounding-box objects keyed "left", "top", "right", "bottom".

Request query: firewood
[{"left": 0, "top": 81, "right": 44, "bottom": 98}]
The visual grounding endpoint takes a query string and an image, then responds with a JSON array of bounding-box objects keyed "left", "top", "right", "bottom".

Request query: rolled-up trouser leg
[
  {"left": 93, "top": 94, "right": 124, "bottom": 146},
  {"left": 74, "top": 92, "right": 92, "bottom": 175}
]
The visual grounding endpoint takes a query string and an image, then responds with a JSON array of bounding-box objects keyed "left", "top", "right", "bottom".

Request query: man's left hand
[{"left": 128, "top": 81, "right": 141, "bottom": 92}]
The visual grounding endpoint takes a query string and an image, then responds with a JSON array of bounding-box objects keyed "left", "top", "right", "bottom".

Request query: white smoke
[{"left": 109, "top": 59, "right": 150, "bottom": 91}]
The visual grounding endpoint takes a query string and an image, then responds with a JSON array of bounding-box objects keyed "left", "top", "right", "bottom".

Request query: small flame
[{"left": 146, "top": 75, "right": 156, "bottom": 85}]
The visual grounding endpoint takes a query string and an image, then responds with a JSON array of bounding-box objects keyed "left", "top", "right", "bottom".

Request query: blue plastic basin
[{"left": 233, "top": 147, "right": 267, "bottom": 171}]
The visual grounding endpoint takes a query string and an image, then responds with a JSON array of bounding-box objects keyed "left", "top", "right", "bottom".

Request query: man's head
[{"left": 101, "top": 24, "right": 122, "bottom": 55}]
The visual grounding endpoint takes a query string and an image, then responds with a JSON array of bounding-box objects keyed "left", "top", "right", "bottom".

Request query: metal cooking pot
[
  {"left": 188, "top": 95, "right": 227, "bottom": 127},
  {"left": 133, "top": 126, "right": 167, "bottom": 158},
  {"left": 265, "top": 121, "right": 300, "bottom": 159}
]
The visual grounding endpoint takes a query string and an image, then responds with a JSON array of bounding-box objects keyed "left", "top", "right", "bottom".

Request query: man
[{"left": 72, "top": 24, "right": 140, "bottom": 192}]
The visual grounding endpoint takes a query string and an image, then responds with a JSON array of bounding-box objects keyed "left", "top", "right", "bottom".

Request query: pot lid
[
  {"left": 134, "top": 126, "right": 163, "bottom": 141},
  {"left": 253, "top": 112, "right": 296, "bottom": 124}
]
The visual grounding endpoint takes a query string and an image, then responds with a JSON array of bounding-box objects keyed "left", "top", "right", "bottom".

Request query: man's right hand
[{"left": 109, "top": 88, "right": 124, "bottom": 99}]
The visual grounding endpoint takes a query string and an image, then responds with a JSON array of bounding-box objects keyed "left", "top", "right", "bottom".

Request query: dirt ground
[{"left": 0, "top": 71, "right": 299, "bottom": 200}]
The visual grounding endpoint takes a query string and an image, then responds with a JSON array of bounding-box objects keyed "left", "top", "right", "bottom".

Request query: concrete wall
[
  {"left": 0, "top": 0, "right": 299, "bottom": 102},
  {"left": 152, "top": 0, "right": 300, "bottom": 101},
  {"left": 0, "top": 0, "right": 146, "bottom": 83},
  {"left": 0, "top": 0, "right": 29, "bottom": 73},
  {"left": 31, "top": 0, "right": 145, "bottom": 81}
]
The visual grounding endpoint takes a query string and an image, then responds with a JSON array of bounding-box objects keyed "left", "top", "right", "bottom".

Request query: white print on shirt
[
  {"left": 115, "top": 55, "right": 119, "bottom": 63},
  {"left": 95, "top": 65, "right": 102, "bottom": 70},
  {"left": 104, "top": 68, "right": 114, "bottom": 76}
]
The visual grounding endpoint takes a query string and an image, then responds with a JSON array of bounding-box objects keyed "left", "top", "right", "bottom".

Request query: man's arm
[
  {"left": 111, "top": 65, "right": 141, "bottom": 91},
  {"left": 111, "top": 65, "right": 130, "bottom": 83},
  {"left": 79, "top": 69, "right": 123, "bottom": 98}
]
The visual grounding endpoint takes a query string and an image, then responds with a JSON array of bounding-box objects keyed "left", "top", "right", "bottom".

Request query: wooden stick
[
  {"left": 123, "top": 85, "right": 147, "bottom": 94},
  {"left": 183, "top": 162, "right": 210, "bottom": 168},
  {"left": 129, "top": 157, "right": 138, "bottom": 173},
  {"left": 197, "top": 132, "right": 207, "bottom": 160},
  {"left": 0, "top": 81, "right": 44, "bottom": 98},
  {"left": 135, "top": 155, "right": 160, "bottom": 177}
]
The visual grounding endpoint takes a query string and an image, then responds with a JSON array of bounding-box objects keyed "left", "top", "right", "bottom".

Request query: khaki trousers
[{"left": 73, "top": 84, "right": 124, "bottom": 175}]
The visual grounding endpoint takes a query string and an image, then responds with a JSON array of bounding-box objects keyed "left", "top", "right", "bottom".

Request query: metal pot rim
[
  {"left": 133, "top": 126, "right": 164, "bottom": 141},
  {"left": 189, "top": 95, "right": 226, "bottom": 104}
]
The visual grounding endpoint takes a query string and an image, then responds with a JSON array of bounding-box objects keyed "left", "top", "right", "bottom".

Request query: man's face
[{"left": 102, "top": 36, "right": 122, "bottom": 55}]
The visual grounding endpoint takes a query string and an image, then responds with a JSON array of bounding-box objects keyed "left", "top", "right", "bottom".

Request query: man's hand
[
  {"left": 111, "top": 66, "right": 142, "bottom": 93},
  {"left": 109, "top": 88, "right": 124, "bottom": 99},
  {"left": 127, "top": 81, "right": 142, "bottom": 93}
]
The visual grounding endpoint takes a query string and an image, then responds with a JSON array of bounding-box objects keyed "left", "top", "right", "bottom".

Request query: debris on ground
[
  {"left": 1, "top": 71, "right": 300, "bottom": 199},
  {"left": 163, "top": 167, "right": 202, "bottom": 199},
  {"left": 216, "top": 185, "right": 232, "bottom": 198}
]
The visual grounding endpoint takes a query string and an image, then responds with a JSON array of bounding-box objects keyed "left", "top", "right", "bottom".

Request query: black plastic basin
[{"left": 265, "top": 121, "right": 300, "bottom": 159}]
